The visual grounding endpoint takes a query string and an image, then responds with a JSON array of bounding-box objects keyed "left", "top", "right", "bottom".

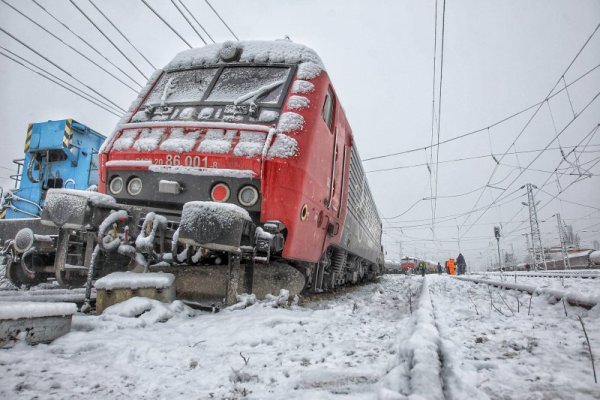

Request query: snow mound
[
  {"left": 197, "top": 129, "right": 236, "bottom": 154},
  {"left": 233, "top": 131, "right": 267, "bottom": 157},
  {"left": 133, "top": 128, "right": 165, "bottom": 152},
  {"left": 277, "top": 112, "right": 304, "bottom": 132},
  {"left": 287, "top": 95, "right": 310, "bottom": 110},
  {"left": 100, "top": 297, "right": 194, "bottom": 326},
  {"left": 292, "top": 80, "right": 315, "bottom": 94},
  {"left": 267, "top": 133, "right": 298, "bottom": 158},
  {"left": 159, "top": 128, "right": 200, "bottom": 152},
  {"left": 227, "top": 289, "right": 291, "bottom": 311}
]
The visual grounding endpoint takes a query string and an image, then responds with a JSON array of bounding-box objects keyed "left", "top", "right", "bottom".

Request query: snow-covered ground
[{"left": 1, "top": 274, "right": 599, "bottom": 399}]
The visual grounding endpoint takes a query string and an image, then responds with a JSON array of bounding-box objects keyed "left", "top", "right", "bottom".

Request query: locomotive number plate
[{"left": 224, "top": 105, "right": 249, "bottom": 115}]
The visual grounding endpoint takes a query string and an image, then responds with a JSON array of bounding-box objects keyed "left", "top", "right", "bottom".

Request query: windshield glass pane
[
  {"left": 206, "top": 66, "right": 291, "bottom": 105},
  {"left": 143, "top": 68, "right": 218, "bottom": 106}
]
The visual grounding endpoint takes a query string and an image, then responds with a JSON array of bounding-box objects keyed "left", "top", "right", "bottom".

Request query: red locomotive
[{"left": 33, "top": 40, "right": 383, "bottom": 304}]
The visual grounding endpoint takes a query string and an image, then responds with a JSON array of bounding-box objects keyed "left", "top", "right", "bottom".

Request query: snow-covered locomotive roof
[{"left": 166, "top": 40, "right": 325, "bottom": 71}]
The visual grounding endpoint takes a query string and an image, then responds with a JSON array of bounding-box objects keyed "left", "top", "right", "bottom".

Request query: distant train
[{"left": 384, "top": 257, "right": 438, "bottom": 274}]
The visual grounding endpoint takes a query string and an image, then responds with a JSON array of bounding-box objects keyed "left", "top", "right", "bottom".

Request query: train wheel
[{"left": 6, "top": 256, "right": 45, "bottom": 288}]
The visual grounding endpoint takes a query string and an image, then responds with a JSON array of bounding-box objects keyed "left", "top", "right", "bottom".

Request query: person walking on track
[
  {"left": 418, "top": 260, "right": 426, "bottom": 277},
  {"left": 456, "top": 253, "right": 466, "bottom": 275}
]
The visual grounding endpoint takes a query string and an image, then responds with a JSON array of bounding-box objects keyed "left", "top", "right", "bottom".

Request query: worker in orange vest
[{"left": 447, "top": 258, "right": 456, "bottom": 275}]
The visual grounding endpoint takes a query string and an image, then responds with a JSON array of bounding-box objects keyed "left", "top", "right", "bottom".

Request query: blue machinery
[{"left": 1, "top": 119, "right": 105, "bottom": 219}]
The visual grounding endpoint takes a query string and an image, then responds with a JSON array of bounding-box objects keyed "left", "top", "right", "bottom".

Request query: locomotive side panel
[
  {"left": 339, "top": 146, "right": 383, "bottom": 265},
  {"left": 261, "top": 72, "right": 350, "bottom": 263}
]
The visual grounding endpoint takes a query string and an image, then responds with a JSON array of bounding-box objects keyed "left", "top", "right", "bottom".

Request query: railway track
[
  {"left": 480, "top": 270, "right": 600, "bottom": 279},
  {"left": 455, "top": 276, "right": 599, "bottom": 309},
  {"left": 0, "top": 287, "right": 95, "bottom": 307}
]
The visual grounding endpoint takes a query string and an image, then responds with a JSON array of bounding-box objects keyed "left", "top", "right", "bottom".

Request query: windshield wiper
[
  {"left": 233, "top": 79, "right": 285, "bottom": 106},
  {"left": 160, "top": 77, "right": 177, "bottom": 107}
]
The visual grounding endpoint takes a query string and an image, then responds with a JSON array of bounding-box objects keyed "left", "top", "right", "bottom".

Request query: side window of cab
[{"left": 322, "top": 87, "right": 335, "bottom": 131}]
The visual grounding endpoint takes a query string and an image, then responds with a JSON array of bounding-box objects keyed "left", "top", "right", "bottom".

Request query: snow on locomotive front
[{"left": 41, "top": 40, "right": 384, "bottom": 303}]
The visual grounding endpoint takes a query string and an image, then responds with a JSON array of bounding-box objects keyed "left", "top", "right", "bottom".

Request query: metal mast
[
  {"left": 522, "top": 184, "right": 547, "bottom": 270},
  {"left": 522, "top": 233, "right": 532, "bottom": 267},
  {"left": 556, "top": 213, "right": 571, "bottom": 270}
]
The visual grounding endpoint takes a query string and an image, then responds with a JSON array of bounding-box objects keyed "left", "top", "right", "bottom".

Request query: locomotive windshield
[
  {"left": 143, "top": 66, "right": 292, "bottom": 107},
  {"left": 137, "top": 65, "right": 293, "bottom": 124},
  {"left": 144, "top": 68, "right": 219, "bottom": 106},
  {"left": 205, "top": 66, "right": 290, "bottom": 105}
]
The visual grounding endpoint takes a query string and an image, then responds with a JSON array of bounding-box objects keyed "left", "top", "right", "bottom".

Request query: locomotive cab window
[{"left": 322, "top": 87, "right": 335, "bottom": 131}]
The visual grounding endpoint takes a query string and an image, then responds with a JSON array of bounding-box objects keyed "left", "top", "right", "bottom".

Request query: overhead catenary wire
[
  {"left": 169, "top": 0, "right": 207, "bottom": 45},
  {"left": 460, "top": 92, "right": 600, "bottom": 239},
  {"left": 0, "top": 45, "right": 123, "bottom": 116},
  {"left": 362, "top": 61, "right": 600, "bottom": 162},
  {"left": 427, "top": 0, "right": 440, "bottom": 238},
  {"left": 0, "top": 50, "right": 121, "bottom": 117},
  {"left": 87, "top": 0, "right": 157, "bottom": 70},
  {"left": 365, "top": 144, "right": 600, "bottom": 174},
  {"left": 140, "top": 0, "right": 192, "bottom": 48},
  {"left": 0, "top": 0, "right": 138, "bottom": 93},
  {"left": 30, "top": 0, "right": 143, "bottom": 89},
  {"left": 458, "top": 23, "right": 600, "bottom": 237},
  {"left": 179, "top": 0, "right": 215, "bottom": 43},
  {"left": 69, "top": 0, "right": 149, "bottom": 80},
  {"left": 204, "top": 0, "right": 239, "bottom": 40},
  {"left": 0, "top": 45, "right": 124, "bottom": 117},
  {"left": 432, "top": 0, "right": 448, "bottom": 231},
  {"left": 500, "top": 123, "right": 600, "bottom": 236},
  {"left": 0, "top": 26, "right": 126, "bottom": 114}
]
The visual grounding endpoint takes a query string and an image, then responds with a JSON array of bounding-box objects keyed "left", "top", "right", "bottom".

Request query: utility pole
[
  {"left": 457, "top": 225, "right": 461, "bottom": 253},
  {"left": 557, "top": 213, "right": 571, "bottom": 271},
  {"left": 522, "top": 233, "right": 531, "bottom": 266},
  {"left": 521, "top": 183, "right": 547, "bottom": 270}
]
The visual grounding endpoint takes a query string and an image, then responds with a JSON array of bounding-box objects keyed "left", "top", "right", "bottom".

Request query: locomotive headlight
[
  {"left": 109, "top": 176, "right": 124, "bottom": 195},
  {"left": 127, "top": 177, "right": 143, "bottom": 196},
  {"left": 210, "top": 183, "right": 230, "bottom": 202},
  {"left": 238, "top": 185, "right": 259, "bottom": 207}
]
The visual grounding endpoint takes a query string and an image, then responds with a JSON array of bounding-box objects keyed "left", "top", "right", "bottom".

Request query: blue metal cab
[{"left": 1, "top": 119, "right": 105, "bottom": 219}]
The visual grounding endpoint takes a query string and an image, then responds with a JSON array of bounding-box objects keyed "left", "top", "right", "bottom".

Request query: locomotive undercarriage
[{"left": 1, "top": 189, "right": 379, "bottom": 306}]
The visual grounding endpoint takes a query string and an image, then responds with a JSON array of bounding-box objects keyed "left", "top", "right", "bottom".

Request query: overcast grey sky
[{"left": 0, "top": 0, "right": 599, "bottom": 267}]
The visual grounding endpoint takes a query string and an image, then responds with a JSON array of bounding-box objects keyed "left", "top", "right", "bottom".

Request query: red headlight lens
[{"left": 211, "top": 183, "right": 230, "bottom": 202}]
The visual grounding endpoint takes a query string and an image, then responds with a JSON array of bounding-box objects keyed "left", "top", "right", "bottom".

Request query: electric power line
[
  {"left": 432, "top": 0, "right": 448, "bottom": 231},
  {"left": 459, "top": 23, "right": 600, "bottom": 237},
  {"left": 88, "top": 0, "right": 157, "bottom": 70},
  {"left": 179, "top": 0, "right": 215, "bottom": 43},
  {"left": 0, "top": 0, "right": 138, "bottom": 93},
  {"left": 69, "top": 0, "right": 149, "bottom": 80},
  {"left": 0, "top": 50, "right": 121, "bottom": 117},
  {"left": 362, "top": 61, "right": 600, "bottom": 162},
  {"left": 461, "top": 94, "right": 600, "bottom": 239},
  {"left": 140, "top": 0, "right": 193, "bottom": 48},
  {"left": 0, "top": 26, "right": 126, "bottom": 114},
  {"left": 204, "top": 0, "right": 239, "bottom": 40},
  {"left": 30, "top": 0, "right": 143, "bottom": 89},
  {"left": 366, "top": 144, "right": 600, "bottom": 173},
  {"left": 169, "top": 0, "right": 207, "bottom": 45}
]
